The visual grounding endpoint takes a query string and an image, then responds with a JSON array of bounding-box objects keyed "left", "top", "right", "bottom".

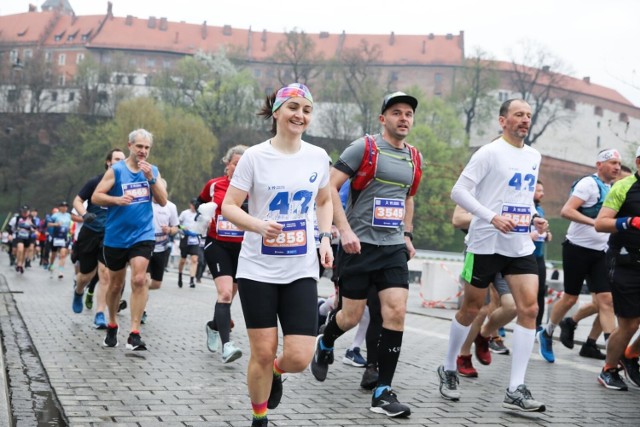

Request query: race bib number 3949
[{"left": 261, "top": 219, "right": 307, "bottom": 256}]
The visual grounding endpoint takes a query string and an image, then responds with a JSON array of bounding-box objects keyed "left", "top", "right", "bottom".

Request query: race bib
[
  {"left": 187, "top": 235, "right": 199, "bottom": 245},
  {"left": 372, "top": 198, "right": 405, "bottom": 228},
  {"left": 216, "top": 215, "right": 244, "bottom": 238},
  {"left": 122, "top": 181, "right": 151, "bottom": 204},
  {"left": 53, "top": 237, "right": 66, "bottom": 247},
  {"left": 17, "top": 229, "right": 30, "bottom": 239},
  {"left": 155, "top": 232, "right": 168, "bottom": 245},
  {"left": 501, "top": 204, "right": 531, "bottom": 233},
  {"left": 261, "top": 219, "right": 307, "bottom": 256}
]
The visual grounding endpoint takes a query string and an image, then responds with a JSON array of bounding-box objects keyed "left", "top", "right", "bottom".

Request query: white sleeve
[{"left": 451, "top": 175, "right": 496, "bottom": 224}]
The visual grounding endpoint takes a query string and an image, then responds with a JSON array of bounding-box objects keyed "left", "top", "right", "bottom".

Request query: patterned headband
[
  {"left": 272, "top": 83, "right": 314, "bottom": 113},
  {"left": 597, "top": 149, "right": 621, "bottom": 163}
]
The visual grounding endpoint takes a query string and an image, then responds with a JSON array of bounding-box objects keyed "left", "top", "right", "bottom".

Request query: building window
[
  {"left": 434, "top": 73, "right": 443, "bottom": 96},
  {"left": 564, "top": 99, "right": 576, "bottom": 111},
  {"left": 23, "top": 49, "right": 33, "bottom": 60},
  {"left": 10, "top": 50, "right": 18, "bottom": 63},
  {"left": 54, "top": 35, "right": 62, "bottom": 41},
  {"left": 51, "top": 91, "right": 58, "bottom": 101},
  {"left": 58, "top": 75, "right": 65, "bottom": 86},
  {"left": 128, "top": 75, "right": 136, "bottom": 85},
  {"left": 498, "top": 91, "right": 509, "bottom": 102},
  {"left": 146, "top": 58, "right": 156, "bottom": 67},
  {"left": 98, "top": 91, "right": 108, "bottom": 103},
  {"left": 145, "top": 75, "right": 153, "bottom": 86},
  {"left": 45, "top": 51, "right": 53, "bottom": 62},
  {"left": 8, "top": 89, "right": 18, "bottom": 102},
  {"left": 76, "top": 53, "right": 84, "bottom": 64},
  {"left": 597, "top": 136, "right": 600, "bottom": 149},
  {"left": 597, "top": 121, "right": 601, "bottom": 129},
  {"left": 115, "top": 74, "right": 123, "bottom": 84},
  {"left": 594, "top": 106, "right": 603, "bottom": 116},
  {"left": 620, "top": 113, "right": 629, "bottom": 123},
  {"left": 69, "top": 92, "right": 75, "bottom": 101},
  {"left": 58, "top": 54, "right": 66, "bottom": 66},
  {"left": 67, "top": 34, "right": 75, "bottom": 41},
  {"left": 163, "top": 59, "right": 172, "bottom": 69}
]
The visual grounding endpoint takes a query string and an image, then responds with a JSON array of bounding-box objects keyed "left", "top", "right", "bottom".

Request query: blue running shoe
[
  {"left": 537, "top": 329, "right": 555, "bottom": 363},
  {"left": 94, "top": 312, "right": 107, "bottom": 329},
  {"left": 72, "top": 291, "right": 83, "bottom": 313}
]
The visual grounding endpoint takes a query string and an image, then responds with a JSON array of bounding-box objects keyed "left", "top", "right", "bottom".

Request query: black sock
[
  {"left": 377, "top": 328, "right": 403, "bottom": 387},
  {"left": 215, "top": 302, "right": 232, "bottom": 344},
  {"left": 87, "top": 273, "right": 99, "bottom": 293},
  {"left": 321, "top": 313, "right": 346, "bottom": 348},
  {"left": 604, "top": 333, "right": 610, "bottom": 342},
  {"left": 586, "top": 337, "right": 597, "bottom": 346}
]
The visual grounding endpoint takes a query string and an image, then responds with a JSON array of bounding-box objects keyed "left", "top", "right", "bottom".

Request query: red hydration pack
[{"left": 351, "top": 134, "right": 423, "bottom": 196}]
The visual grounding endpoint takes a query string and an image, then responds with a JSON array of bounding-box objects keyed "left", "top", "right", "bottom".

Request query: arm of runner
[
  {"left": 330, "top": 167, "right": 360, "bottom": 254},
  {"left": 221, "top": 185, "right": 283, "bottom": 239},
  {"left": 560, "top": 195, "right": 595, "bottom": 226},
  {"left": 316, "top": 184, "right": 334, "bottom": 269},
  {"left": 594, "top": 206, "right": 619, "bottom": 233},
  {"left": 404, "top": 195, "right": 416, "bottom": 259},
  {"left": 150, "top": 173, "right": 168, "bottom": 207},
  {"left": 92, "top": 168, "right": 132, "bottom": 206},
  {"left": 451, "top": 205, "right": 472, "bottom": 230}
]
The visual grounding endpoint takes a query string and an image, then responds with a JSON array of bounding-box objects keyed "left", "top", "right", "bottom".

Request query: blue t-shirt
[
  {"left": 104, "top": 161, "right": 158, "bottom": 248},
  {"left": 50, "top": 212, "right": 72, "bottom": 239}
]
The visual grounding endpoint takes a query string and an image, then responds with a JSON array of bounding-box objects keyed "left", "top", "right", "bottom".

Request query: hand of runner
[
  {"left": 340, "top": 228, "right": 361, "bottom": 254},
  {"left": 258, "top": 220, "right": 284, "bottom": 240},
  {"left": 491, "top": 215, "right": 516, "bottom": 233}
]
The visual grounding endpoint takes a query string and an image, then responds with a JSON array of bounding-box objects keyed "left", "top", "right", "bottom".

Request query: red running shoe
[
  {"left": 474, "top": 333, "right": 492, "bottom": 365},
  {"left": 456, "top": 354, "right": 478, "bottom": 378}
]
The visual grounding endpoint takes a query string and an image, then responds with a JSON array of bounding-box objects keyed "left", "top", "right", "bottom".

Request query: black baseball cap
[
  {"left": 20, "top": 205, "right": 29, "bottom": 211},
  {"left": 381, "top": 91, "right": 418, "bottom": 114},
  {"left": 59, "top": 201, "right": 68, "bottom": 207},
  {"left": 190, "top": 198, "right": 198, "bottom": 205}
]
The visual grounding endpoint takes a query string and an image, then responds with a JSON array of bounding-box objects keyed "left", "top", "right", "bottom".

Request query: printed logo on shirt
[{"left": 309, "top": 172, "right": 318, "bottom": 183}]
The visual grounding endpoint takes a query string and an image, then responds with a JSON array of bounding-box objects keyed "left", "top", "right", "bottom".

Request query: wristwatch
[
  {"left": 403, "top": 231, "right": 414, "bottom": 241},
  {"left": 318, "top": 232, "right": 332, "bottom": 241},
  {"left": 148, "top": 177, "right": 157, "bottom": 185}
]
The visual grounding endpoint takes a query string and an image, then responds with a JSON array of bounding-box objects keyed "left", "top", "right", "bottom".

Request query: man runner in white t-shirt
[{"left": 438, "top": 99, "right": 548, "bottom": 412}]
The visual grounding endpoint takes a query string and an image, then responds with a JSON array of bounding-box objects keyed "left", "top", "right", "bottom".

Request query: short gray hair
[
  {"left": 222, "top": 145, "right": 248, "bottom": 164},
  {"left": 128, "top": 128, "right": 153, "bottom": 144}
]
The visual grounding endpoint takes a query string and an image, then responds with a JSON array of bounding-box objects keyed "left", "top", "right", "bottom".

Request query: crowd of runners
[{"left": 2, "top": 84, "right": 640, "bottom": 426}]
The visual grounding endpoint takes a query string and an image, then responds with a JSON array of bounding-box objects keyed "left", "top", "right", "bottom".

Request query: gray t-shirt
[{"left": 334, "top": 134, "right": 416, "bottom": 246}]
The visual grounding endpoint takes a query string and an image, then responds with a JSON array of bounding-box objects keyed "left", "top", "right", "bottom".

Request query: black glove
[{"left": 83, "top": 212, "right": 97, "bottom": 224}]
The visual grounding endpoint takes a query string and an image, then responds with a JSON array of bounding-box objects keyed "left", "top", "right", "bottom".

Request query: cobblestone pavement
[{"left": 1, "top": 252, "right": 639, "bottom": 426}]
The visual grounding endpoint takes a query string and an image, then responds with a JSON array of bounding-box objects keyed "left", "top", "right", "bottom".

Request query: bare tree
[
  {"left": 271, "top": 28, "right": 324, "bottom": 86},
  {"left": 508, "top": 40, "right": 575, "bottom": 146},
  {"left": 334, "top": 39, "right": 384, "bottom": 135},
  {"left": 450, "top": 48, "right": 500, "bottom": 140}
]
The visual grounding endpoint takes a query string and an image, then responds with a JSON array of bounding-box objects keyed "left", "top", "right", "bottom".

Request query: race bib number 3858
[{"left": 261, "top": 219, "right": 307, "bottom": 256}]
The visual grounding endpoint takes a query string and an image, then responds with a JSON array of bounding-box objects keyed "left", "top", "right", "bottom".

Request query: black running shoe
[
  {"left": 126, "top": 332, "right": 147, "bottom": 351},
  {"left": 310, "top": 335, "right": 333, "bottom": 381},
  {"left": 361, "top": 363, "right": 379, "bottom": 390},
  {"left": 267, "top": 373, "right": 284, "bottom": 409},
  {"left": 598, "top": 367, "right": 628, "bottom": 391},
  {"left": 619, "top": 356, "right": 640, "bottom": 388},
  {"left": 580, "top": 341, "right": 606, "bottom": 360},
  {"left": 118, "top": 299, "right": 127, "bottom": 313},
  {"left": 558, "top": 317, "right": 577, "bottom": 349},
  {"left": 103, "top": 325, "right": 118, "bottom": 347},
  {"left": 251, "top": 417, "right": 268, "bottom": 427},
  {"left": 370, "top": 388, "right": 411, "bottom": 418}
]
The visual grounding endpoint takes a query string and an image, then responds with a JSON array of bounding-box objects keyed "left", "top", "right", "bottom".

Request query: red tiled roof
[
  {"left": 491, "top": 60, "right": 632, "bottom": 106},
  {"left": 0, "top": 11, "right": 56, "bottom": 44}
]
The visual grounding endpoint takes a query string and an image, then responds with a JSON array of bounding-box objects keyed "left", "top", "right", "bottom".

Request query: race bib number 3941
[{"left": 261, "top": 219, "right": 307, "bottom": 256}]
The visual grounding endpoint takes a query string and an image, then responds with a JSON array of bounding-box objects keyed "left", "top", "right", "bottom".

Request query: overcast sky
[{"left": 3, "top": 0, "right": 639, "bottom": 106}]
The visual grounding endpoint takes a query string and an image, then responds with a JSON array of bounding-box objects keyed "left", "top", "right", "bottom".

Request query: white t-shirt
[
  {"left": 153, "top": 201, "right": 179, "bottom": 253},
  {"left": 230, "top": 140, "right": 331, "bottom": 284},
  {"left": 565, "top": 174, "right": 610, "bottom": 251},
  {"left": 178, "top": 209, "right": 198, "bottom": 231},
  {"left": 454, "top": 137, "right": 540, "bottom": 257}
]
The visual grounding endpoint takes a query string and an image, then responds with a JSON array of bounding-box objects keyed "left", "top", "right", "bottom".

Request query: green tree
[
  {"left": 406, "top": 90, "right": 468, "bottom": 250},
  {"left": 270, "top": 28, "right": 324, "bottom": 86}
]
